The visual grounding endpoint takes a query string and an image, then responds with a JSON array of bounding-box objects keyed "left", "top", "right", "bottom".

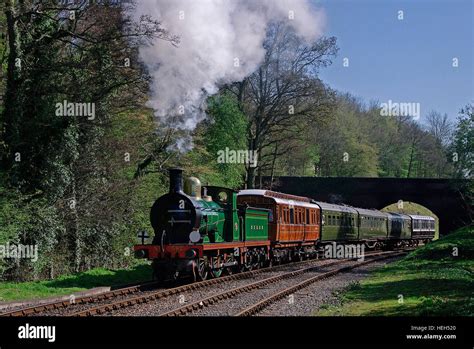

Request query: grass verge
[
  {"left": 315, "top": 226, "right": 473, "bottom": 316},
  {"left": 0, "top": 263, "right": 152, "bottom": 303}
]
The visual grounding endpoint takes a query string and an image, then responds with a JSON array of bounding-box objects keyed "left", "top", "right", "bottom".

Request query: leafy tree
[
  {"left": 204, "top": 94, "right": 247, "bottom": 188},
  {"left": 451, "top": 103, "right": 473, "bottom": 179},
  {"left": 0, "top": 1, "right": 173, "bottom": 277},
  {"left": 229, "top": 23, "right": 338, "bottom": 188}
]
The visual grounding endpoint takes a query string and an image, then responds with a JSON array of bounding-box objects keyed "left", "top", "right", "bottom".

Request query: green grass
[
  {"left": 315, "top": 226, "right": 474, "bottom": 316},
  {"left": 0, "top": 264, "right": 152, "bottom": 303}
]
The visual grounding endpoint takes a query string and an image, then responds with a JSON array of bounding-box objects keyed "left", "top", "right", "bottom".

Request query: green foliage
[
  {"left": 315, "top": 226, "right": 474, "bottom": 316},
  {"left": 451, "top": 103, "right": 474, "bottom": 178},
  {"left": 183, "top": 94, "right": 247, "bottom": 189},
  {"left": 312, "top": 95, "right": 379, "bottom": 177},
  {"left": 304, "top": 94, "right": 456, "bottom": 179},
  {"left": 0, "top": 3, "right": 164, "bottom": 280},
  {"left": 0, "top": 176, "right": 65, "bottom": 280},
  {"left": 206, "top": 94, "right": 248, "bottom": 187}
]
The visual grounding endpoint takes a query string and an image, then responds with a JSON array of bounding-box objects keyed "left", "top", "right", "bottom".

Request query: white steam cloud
[{"left": 131, "top": 0, "right": 325, "bottom": 131}]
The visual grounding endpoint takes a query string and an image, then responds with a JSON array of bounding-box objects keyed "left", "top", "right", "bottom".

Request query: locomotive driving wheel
[
  {"left": 243, "top": 250, "right": 260, "bottom": 271},
  {"left": 210, "top": 257, "right": 223, "bottom": 278},
  {"left": 196, "top": 257, "right": 209, "bottom": 281}
]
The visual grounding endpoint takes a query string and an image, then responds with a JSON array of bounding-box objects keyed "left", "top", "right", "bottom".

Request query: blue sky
[{"left": 315, "top": 0, "right": 473, "bottom": 122}]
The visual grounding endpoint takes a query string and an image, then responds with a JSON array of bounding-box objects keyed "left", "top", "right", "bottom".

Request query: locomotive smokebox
[{"left": 169, "top": 168, "right": 184, "bottom": 193}]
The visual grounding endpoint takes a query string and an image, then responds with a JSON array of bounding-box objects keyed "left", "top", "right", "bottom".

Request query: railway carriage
[
  {"left": 409, "top": 215, "right": 436, "bottom": 241},
  {"left": 356, "top": 208, "right": 389, "bottom": 246},
  {"left": 386, "top": 212, "right": 411, "bottom": 240},
  {"left": 237, "top": 190, "right": 321, "bottom": 261},
  {"left": 314, "top": 202, "right": 358, "bottom": 241}
]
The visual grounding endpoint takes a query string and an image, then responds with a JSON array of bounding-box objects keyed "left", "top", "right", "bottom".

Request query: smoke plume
[{"left": 130, "top": 0, "right": 325, "bottom": 134}]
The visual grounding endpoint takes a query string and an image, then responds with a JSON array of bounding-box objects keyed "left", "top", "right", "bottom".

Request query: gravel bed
[
  {"left": 184, "top": 256, "right": 401, "bottom": 316},
  {"left": 104, "top": 259, "right": 339, "bottom": 316},
  {"left": 257, "top": 256, "right": 401, "bottom": 316},
  {"left": 185, "top": 259, "right": 364, "bottom": 316}
]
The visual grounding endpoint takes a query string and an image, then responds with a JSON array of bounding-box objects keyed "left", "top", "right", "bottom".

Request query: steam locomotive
[{"left": 134, "top": 168, "right": 436, "bottom": 281}]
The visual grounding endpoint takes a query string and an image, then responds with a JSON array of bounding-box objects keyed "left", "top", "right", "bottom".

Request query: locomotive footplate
[{"left": 134, "top": 240, "right": 270, "bottom": 261}]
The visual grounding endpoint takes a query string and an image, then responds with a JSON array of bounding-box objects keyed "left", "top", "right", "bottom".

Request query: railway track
[
  {"left": 0, "top": 249, "right": 409, "bottom": 317},
  {"left": 69, "top": 255, "right": 340, "bottom": 316},
  {"left": 0, "top": 280, "right": 160, "bottom": 317},
  {"left": 90, "top": 250, "right": 407, "bottom": 317},
  {"left": 0, "top": 254, "right": 330, "bottom": 317},
  {"left": 157, "top": 250, "right": 405, "bottom": 317},
  {"left": 235, "top": 253, "right": 399, "bottom": 316}
]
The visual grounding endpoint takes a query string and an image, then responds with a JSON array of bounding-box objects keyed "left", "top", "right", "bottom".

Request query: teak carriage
[{"left": 237, "top": 190, "right": 320, "bottom": 247}]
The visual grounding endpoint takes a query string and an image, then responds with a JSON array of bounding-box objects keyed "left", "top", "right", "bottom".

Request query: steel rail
[{"left": 157, "top": 250, "right": 403, "bottom": 317}]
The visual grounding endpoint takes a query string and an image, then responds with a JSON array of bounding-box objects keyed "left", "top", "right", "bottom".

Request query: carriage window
[
  {"left": 306, "top": 209, "right": 310, "bottom": 224},
  {"left": 290, "top": 208, "right": 294, "bottom": 224},
  {"left": 268, "top": 210, "right": 274, "bottom": 223}
]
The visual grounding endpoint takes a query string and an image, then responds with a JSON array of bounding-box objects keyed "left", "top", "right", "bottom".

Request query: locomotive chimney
[{"left": 169, "top": 168, "right": 184, "bottom": 193}]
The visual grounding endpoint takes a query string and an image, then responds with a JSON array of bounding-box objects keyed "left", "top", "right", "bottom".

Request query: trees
[
  {"left": 448, "top": 103, "right": 474, "bottom": 224},
  {"left": 275, "top": 92, "right": 458, "bottom": 180},
  {"left": 203, "top": 94, "right": 248, "bottom": 188},
  {"left": 229, "top": 23, "right": 338, "bottom": 188},
  {"left": 451, "top": 103, "right": 473, "bottom": 179},
  {"left": 312, "top": 94, "right": 378, "bottom": 177},
  {"left": 425, "top": 111, "right": 453, "bottom": 147},
  {"left": 0, "top": 1, "right": 173, "bottom": 277}
]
